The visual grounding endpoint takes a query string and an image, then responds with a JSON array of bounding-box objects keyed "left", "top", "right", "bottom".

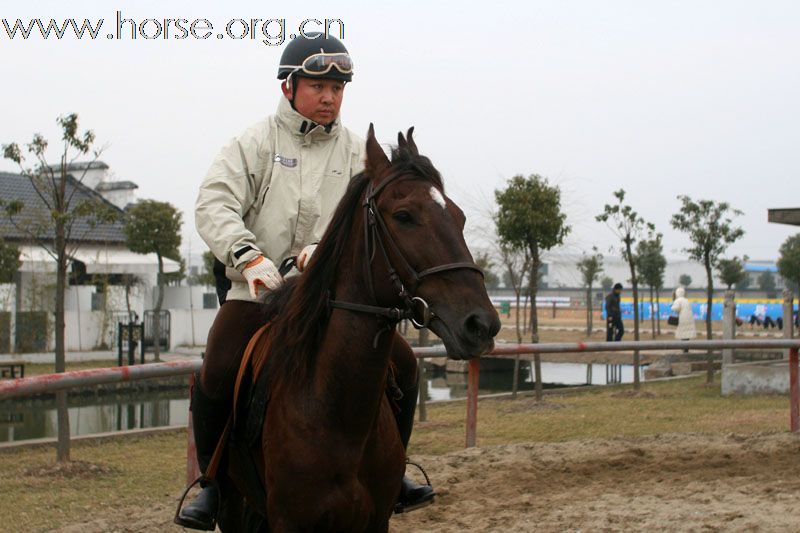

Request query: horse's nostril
[{"left": 464, "top": 312, "right": 490, "bottom": 340}]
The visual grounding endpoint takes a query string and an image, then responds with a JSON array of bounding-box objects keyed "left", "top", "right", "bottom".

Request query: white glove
[
  {"left": 297, "top": 244, "right": 318, "bottom": 272},
  {"left": 241, "top": 256, "right": 282, "bottom": 299}
]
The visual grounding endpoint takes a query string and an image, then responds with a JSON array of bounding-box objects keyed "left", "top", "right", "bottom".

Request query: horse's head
[{"left": 363, "top": 125, "right": 500, "bottom": 359}]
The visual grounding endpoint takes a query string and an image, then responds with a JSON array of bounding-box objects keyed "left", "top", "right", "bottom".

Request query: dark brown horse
[{"left": 217, "top": 125, "right": 500, "bottom": 532}]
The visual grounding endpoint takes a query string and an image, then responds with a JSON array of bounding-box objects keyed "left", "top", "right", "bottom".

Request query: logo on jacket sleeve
[{"left": 274, "top": 154, "right": 298, "bottom": 168}]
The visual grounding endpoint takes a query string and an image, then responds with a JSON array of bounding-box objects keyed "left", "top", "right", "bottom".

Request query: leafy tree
[
  {"left": 778, "top": 235, "right": 800, "bottom": 297},
  {"left": 164, "top": 253, "right": 186, "bottom": 285},
  {"left": 124, "top": 199, "right": 182, "bottom": 361},
  {"left": 0, "top": 239, "right": 21, "bottom": 283},
  {"left": 717, "top": 256, "right": 748, "bottom": 290},
  {"left": 737, "top": 274, "right": 752, "bottom": 291},
  {"left": 2, "top": 113, "right": 119, "bottom": 462},
  {"left": 671, "top": 195, "right": 743, "bottom": 384},
  {"left": 758, "top": 271, "right": 777, "bottom": 296},
  {"left": 497, "top": 244, "right": 528, "bottom": 343},
  {"left": 474, "top": 252, "right": 500, "bottom": 290},
  {"left": 596, "top": 189, "right": 653, "bottom": 390},
  {"left": 577, "top": 249, "right": 603, "bottom": 336},
  {"left": 495, "top": 174, "right": 570, "bottom": 400},
  {"left": 193, "top": 250, "right": 217, "bottom": 287},
  {"left": 601, "top": 276, "right": 614, "bottom": 293},
  {"left": 636, "top": 234, "right": 666, "bottom": 339},
  {"left": 121, "top": 274, "right": 142, "bottom": 322},
  {"left": 679, "top": 274, "right": 692, "bottom": 288}
]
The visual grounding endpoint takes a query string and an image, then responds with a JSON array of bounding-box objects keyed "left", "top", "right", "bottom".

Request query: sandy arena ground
[{"left": 53, "top": 431, "right": 800, "bottom": 532}]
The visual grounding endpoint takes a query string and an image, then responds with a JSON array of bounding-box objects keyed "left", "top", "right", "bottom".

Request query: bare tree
[
  {"left": 577, "top": 249, "right": 604, "bottom": 336},
  {"left": 596, "top": 189, "right": 654, "bottom": 391},
  {"left": 2, "top": 114, "right": 118, "bottom": 462}
]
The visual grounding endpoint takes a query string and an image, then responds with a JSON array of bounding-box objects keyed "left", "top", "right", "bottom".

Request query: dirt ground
[{"left": 52, "top": 431, "right": 800, "bottom": 533}]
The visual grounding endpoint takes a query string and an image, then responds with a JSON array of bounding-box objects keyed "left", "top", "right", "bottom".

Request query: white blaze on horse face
[{"left": 429, "top": 187, "right": 447, "bottom": 210}]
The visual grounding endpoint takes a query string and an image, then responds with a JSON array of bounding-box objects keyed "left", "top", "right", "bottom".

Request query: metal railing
[{"left": 2, "top": 339, "right": 799, "bottom": 450}]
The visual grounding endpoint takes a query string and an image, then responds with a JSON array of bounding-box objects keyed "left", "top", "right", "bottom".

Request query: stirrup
[
  {"left": 394, "top": 460, "right": 436, "bottom": 514},
  {"left": 173, "top": 475, "right": 221, "bottom": 531}
]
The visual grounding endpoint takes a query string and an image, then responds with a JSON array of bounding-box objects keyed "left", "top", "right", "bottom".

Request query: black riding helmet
[{"left": 277, "top": 32, "right": 353, "bottom": 83}]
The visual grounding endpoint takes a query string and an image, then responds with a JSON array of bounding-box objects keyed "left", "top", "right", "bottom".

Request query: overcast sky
[{"left": 3, "top": 0, "right": 798, "bottom": 270}]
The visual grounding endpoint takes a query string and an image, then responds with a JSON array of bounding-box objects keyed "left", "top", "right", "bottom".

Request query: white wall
[
  {"left": 61, "top": 308, "right": 217, "bottom": 351},
  {"left": 100, "top": 188, "right": 135, "bottom": 210},
  {"left": 155, "top": 286, "right": 217, "bottom": 311},
  {"left": 64, "top": 310, "right": 111, "bottom": 351},
  {"left": 167, "top": 308, "right": 216, "bottom": 349},
  {"left": 64, "top": 285, "right": 94, "bottom": 312}
]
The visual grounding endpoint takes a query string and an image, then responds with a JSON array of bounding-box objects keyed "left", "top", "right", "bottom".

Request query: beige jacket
[
  {"left": 196, "top": 96, "right": 366, "bottom": 301},
  {"left": 671, "top": 287, "right": 697, "bottom": 340}
]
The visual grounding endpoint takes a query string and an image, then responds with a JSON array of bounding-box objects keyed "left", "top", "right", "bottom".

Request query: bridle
[{"left": 329, "top": 170, "right": 484, "bottom": 336}]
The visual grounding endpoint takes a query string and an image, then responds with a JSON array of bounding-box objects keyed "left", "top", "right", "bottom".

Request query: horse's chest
[{"left": 264, "top": 403, "right": 404, "bottom": 530}]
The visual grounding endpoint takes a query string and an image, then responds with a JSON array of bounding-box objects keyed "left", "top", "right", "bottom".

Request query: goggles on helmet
[{"left": 280, "top": 52, "right": 353, "bottom": 77}]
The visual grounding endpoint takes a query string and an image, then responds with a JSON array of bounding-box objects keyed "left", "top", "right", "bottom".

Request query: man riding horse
[{"left": 176, "top": 33, "right": 435, "bottom": 530}]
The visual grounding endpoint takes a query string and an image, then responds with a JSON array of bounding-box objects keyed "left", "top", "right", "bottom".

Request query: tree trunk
[
  {"left": 529, "top": 247, "right": 542, "bottom": 401},
  {"left": 522, "top": 293, "right": 528, "bottom": 335},
  {"left": 514, "top": 289, "right": 522, "bottom": 344},
  {"left": 626, "top": 239, "right": 641, "bottom": 390},
  {"left": 153, "top": 254, "right": 165, "bottom": 361},
  {"left": 656, "top": 288, "right": 661, "bottom": 335},
  {"left": 650, "top": 286, "right": 656, "bottom": 339},
  {"left": 513, "top": 286, "right": 522, "bottom": 398},
  {"left": 55, "top": 220, "right": 70, "bottom": 462},
  {"left": 124, "top": 275, "right": 133, "bottom": 322},
  {"left": 705, "top": 258, "right": 714, "bottom": 383},
  {"left": 586, "top": 285, "right": 593, "bottom": 336}
]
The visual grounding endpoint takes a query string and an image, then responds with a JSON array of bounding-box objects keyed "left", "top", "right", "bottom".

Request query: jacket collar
[{"left": 276, "top": 96, "right": 341, "bottom": 142}]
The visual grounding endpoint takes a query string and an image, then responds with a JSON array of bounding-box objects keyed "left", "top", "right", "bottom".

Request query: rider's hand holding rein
[
  {"left": 241, "top": 256, "right": 282, "bottom": 298},
  {"left": 297, "top": 244, "right": 317, "bottom": 272}
]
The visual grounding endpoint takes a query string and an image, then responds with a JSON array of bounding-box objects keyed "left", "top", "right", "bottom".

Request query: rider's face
[{"left": 282, "top": 76, "right": 345, "bottom": 126}]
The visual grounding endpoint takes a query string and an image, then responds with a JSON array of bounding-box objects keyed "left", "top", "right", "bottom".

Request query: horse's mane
[{"left": 260, "top": 143, "right": 444, "bottom": 384}]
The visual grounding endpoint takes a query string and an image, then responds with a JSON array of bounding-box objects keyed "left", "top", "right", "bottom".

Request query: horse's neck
[{"left": 311, "top": 236, "right": 395, "bottom": 440}]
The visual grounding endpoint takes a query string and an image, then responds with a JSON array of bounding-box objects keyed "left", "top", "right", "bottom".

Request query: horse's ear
[
  {"left": 365, "top": 123, "right": 391, "bottom": 179},
  {"left": 406, "top": 126, "right": 419, "bottom": 155},
  {"left": 397, "top": 131, "right": 408, "bottom": 151}
]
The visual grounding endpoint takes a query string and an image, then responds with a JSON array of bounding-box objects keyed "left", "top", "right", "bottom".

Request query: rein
[{"left": 329, "top": 171, "right": 483, "bottom": 338}]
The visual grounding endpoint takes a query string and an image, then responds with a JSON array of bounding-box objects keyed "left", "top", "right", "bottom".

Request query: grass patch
[
  {"left": 409, "top": 375, "right": 790, "bottom": 454},
  {"left": 0, "top": 375, "right": 791, "bottom": 531},
  {"left": 0, "top": 430, "right": 186, "bottom": 532},
  {"left": 24, "top": 360, "right": 117, "bottom": 377}
]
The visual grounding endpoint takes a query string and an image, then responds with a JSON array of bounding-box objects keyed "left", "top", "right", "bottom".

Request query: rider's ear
[{"left": 365, "top": 123, "right": 391, "bottom": 181}]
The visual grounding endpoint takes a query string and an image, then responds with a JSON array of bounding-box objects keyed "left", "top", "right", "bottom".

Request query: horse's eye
[{"left": 392, "top": 211, "right": 414, "bottom": 224}]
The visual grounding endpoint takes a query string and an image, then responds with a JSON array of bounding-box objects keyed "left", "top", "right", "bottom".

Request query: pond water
[
  {"left": 0, "top": 360, "right": 644, "bottom": 443},
  {"left": 424, "top": 360, "right": 643, "bottom": 401}
]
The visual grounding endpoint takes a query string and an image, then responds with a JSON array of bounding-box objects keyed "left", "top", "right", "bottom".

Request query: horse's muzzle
[{"left": 432, "top": 306, "right": 500, "bottom": 360}]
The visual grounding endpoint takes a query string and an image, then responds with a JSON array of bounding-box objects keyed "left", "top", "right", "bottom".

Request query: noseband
[{"left": 329, "top": 171, "right": 484, "bottom": 335}]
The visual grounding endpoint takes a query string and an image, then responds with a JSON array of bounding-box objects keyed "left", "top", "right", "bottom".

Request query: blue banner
[{"left": 604, "top": 301, "right": 797, "bottom": 322}]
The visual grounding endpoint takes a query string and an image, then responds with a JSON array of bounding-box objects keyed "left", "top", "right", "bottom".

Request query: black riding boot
[
  {"left": 393, "top": 374, "right": 435, "bottom": 513},
  {"left": 175, "top": 382, "right": 230, "bottom": 531}
]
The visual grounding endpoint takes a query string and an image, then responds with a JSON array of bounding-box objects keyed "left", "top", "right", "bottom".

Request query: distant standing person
[
  {"left": 605, "top": 283, "right": 624, "bottom": 342},
  {"left": 671, "top": 287, "right": 696, "bottom": 346}
]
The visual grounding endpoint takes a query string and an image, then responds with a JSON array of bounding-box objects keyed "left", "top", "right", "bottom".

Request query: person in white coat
[{"left": 671, "top": 287, "right": 696, "bottom": 342}]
